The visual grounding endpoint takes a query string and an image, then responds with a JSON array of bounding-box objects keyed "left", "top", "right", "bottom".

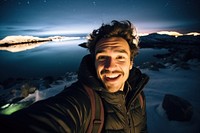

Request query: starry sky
[{"left": 0, "top": 0, "right": 200, "bottom": 37}]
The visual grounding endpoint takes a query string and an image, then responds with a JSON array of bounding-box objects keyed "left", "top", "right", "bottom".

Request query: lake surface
[{"left": 0, "top": 39, "right": 168, "bottom": 82}]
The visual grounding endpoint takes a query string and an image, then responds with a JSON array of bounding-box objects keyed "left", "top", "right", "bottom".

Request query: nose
[{"left": 104, "top": 57, "right": 116, "bottom": 70}]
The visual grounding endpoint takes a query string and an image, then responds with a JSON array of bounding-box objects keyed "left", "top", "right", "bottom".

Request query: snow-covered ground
[
  {"left": 1, "top": 63, "right": 199, "bottom": 133},
  {"left": 142, "top": 63, "right": 200, "bottom": 133}
]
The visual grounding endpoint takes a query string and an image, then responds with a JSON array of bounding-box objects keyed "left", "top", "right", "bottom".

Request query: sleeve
[{"left": 0, "top": 84, "right": 91, "bottom": 133}]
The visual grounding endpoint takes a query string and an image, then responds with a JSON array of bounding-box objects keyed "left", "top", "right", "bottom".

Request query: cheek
[
  {"left": 124, "top": 64, "right": 132, "bottom": 75},
  {"left": 95, "top": 62, "right": 102, "bottom": 77}
]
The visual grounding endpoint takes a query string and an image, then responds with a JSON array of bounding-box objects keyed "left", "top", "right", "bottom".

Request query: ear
[{"left": 129, "top": 61, "right": 133, "bottom": 70}]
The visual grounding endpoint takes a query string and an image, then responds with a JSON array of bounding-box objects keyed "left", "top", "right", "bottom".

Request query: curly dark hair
[{"left": 87, "top": 20, "right": 139, "bottom": 61}]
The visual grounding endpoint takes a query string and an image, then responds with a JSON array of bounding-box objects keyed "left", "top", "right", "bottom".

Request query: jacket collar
[{"left": 78, "top": 54, "right": 104, "bottom": 91}]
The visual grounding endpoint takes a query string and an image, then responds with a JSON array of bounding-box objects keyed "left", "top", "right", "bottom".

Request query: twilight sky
[{"left": 0, "top": 0, "right": 200, "bottom": 37}]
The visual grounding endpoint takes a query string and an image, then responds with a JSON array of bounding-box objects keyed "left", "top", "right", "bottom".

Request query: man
[{"left": 0, "top": 20, "right": 149, "bottom": 133}]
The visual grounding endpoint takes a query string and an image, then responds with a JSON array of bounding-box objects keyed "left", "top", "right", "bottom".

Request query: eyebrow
[{"left": 96, "top": 49, "right": 129, "bottom": 55}]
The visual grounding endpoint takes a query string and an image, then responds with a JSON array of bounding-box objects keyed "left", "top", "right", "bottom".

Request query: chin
[{"left": 105, "top": 85, "right": 121, "bottom": 92}]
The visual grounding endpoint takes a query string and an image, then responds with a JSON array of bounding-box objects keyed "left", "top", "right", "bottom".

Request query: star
[{"left": 92, "top": 1, "right": 96, "bottom": 6}]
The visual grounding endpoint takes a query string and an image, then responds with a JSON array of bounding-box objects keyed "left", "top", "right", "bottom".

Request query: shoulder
[
  {"left": 128, "top": 67, "right": 149, "bottom": 83},
  {"left": 127, "top": 67, "right": 149, "bottom": 92}
]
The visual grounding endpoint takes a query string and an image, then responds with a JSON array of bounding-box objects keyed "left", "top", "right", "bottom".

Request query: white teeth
[{"left": 106, "top": 74, "right": 119, "bottom": 78}]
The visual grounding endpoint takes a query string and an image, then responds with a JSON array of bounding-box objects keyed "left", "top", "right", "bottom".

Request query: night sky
[{"left": 0, "top": 0, "right": 200, "bottom": 37}]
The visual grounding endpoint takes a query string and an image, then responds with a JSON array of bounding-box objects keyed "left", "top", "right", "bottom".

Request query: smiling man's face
[{"left": 95, "top": 37, "right": 133, "bottom": 93}]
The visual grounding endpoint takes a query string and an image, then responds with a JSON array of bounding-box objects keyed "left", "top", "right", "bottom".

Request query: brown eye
[
  {"left": 97, "top": 56, "right": 106, "bottom": 61},
  {"left": 117, "top": 56, "right": 124, "bottom": 59},
  {"left": 117, "top": 56, "right": 125, "bottom": 61}
]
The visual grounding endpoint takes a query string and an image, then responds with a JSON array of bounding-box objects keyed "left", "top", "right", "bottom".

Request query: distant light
[
  {"left": 157, "top": 31, "right": 183, "bottom": 37},
  {"left": 138, "top": 33, "right": 149, "bottom": 36},
  {"left": 186, "top": 32, "right": 200, "bottom": 36},
  {"left": 37, "top": 30, "right": 88, "bottom": 36}
]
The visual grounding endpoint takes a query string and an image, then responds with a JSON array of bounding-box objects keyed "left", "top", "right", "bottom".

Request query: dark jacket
[{"left": 0, "top": 54, "right": 149, "bottom": 133}]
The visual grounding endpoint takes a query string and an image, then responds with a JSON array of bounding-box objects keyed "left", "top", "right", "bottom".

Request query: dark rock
[
  {"left": 21, "top": 83, "right": 37, "bottom": 97},
  {"left": 43, "top": 76, "right": 54, "bottom": 88},
  {"left": 162, "top": 94, "right": 193, "bottom": 121},
  {"left": 79, "top": 42, "right": 88, "bottom": 48}
]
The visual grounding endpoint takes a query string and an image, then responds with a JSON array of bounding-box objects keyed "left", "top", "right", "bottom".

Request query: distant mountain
[
  {"left": 0, "top": 35, "right": 52, "bottom": 46},
  {"left": 0, "top": 35, "right": 83, "bottom": 52},
  {"left": 139, "top": 33, "right": 200, "bottom": 48}
]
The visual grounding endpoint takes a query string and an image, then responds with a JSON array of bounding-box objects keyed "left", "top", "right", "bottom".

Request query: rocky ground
[
  {"left": 0, "top": 72, "right": 77, "bottom": 107},
  {"left": 138, "top": 33, "right": 200, "bottom": 71},
  {"left": 139, "top": 44, "right": 200, "bottom": 71}
]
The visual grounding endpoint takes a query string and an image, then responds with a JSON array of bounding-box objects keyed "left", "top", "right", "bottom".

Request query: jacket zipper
[{"left": 127, "top": 74, "right": 149, "bottom": 111}]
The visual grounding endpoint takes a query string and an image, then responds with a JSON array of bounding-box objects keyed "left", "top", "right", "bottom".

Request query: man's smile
[{"left": 103, "top": 74, "right": 122, "bottom": 82}]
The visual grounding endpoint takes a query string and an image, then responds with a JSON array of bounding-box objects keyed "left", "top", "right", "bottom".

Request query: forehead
[{"left": 95, "top": 37, "right": 130, "bottom": 54}]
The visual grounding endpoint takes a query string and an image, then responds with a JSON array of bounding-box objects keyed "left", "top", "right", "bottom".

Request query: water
[
  {"left": 0, "top": 39, "right": 168, "bottom": 82},
  {"left": 134, "top": 48, "right": 169, "bottom": 66},
  {"left": 0, "top": 39, "right": 89, "bottom": 82}
]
